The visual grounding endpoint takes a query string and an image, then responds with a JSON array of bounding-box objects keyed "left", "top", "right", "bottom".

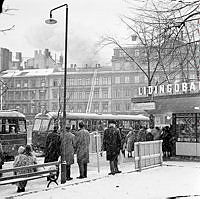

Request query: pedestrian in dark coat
[
  {"left": 75, "top": 121, "right": 90, "bottom": 179},
  {"left": 44, "top": 125, "right": 61, "bottom": 180},
  {"left": 103, "top": 120, "right": 122, "bottom": 175},
  {"left": 138, "top": 127, "right": 146, "bottom": 142},
  {"left": 62, "top": 123, "right": 76, "bottom": 181},
  {"left": 44, "top": 126, "right": 61, "bottom": 163},
  {"left": 0, "top": 142, "right": 4, "bottom": 177},
  {"left": 119, "top": 127, "right": 126, "bottom": 158},
  {"left": 161, "top": 126, "right": 172, "bottom": 158},
  {"left": 146, "top": 128, "right": 154, "bottom": 141}
]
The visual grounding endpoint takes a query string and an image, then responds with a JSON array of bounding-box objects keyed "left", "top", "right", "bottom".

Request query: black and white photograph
[{"left": 0, "top": 0, "right": 200, "bottom": 198}]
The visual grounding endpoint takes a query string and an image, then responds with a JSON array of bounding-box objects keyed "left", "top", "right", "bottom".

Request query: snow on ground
[
  {"left": 0, "top": 153, "right": 134, "bottom": 198},
  {"left": 5, "top": 160, "right": 200, "bottom": 199}
]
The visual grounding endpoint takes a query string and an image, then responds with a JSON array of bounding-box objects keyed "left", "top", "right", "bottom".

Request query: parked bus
[
  {"left": 31, "top": 111, "right": 149, "bottom": 153},
  {"left": 0, "top": 110, "right": 27, "bottom": 160}
]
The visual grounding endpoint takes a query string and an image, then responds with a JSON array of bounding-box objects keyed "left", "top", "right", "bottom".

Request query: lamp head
[{"left": 45, "top": 18, "right": 57, "bottom": 24}]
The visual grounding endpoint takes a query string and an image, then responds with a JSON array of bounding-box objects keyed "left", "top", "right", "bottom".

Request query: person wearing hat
[
  {"left": 103, "top": 120, "right": 122, "bottom": 175},
  {"left": 62, "top": 122, "right": 76, "bottom": 180},
  {"left": 75, "top": 121, "right": 90, "bottom": 179},
  {"left": 44, "top": 125, "right": 61, "bottom": 180}
]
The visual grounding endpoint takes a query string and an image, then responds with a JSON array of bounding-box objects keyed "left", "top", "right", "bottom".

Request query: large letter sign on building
[{"left": 138, "top": 81, "right": 200, "bottom": 96}]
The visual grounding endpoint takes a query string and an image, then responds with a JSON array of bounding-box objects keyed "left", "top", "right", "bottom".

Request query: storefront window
[{"left": 175, "top": 113, "right": 197, "bottom": 143}]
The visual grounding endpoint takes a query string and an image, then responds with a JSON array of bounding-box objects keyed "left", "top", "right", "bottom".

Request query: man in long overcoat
[
  {"left": 44, "top": 125, "right": 61, "bottom": 179},
  {"left": 75, "top": 121, "right": 90, "bottom": 179},
  {"left": 62, "top": 123, "right": 76, "bottom": 180},
  {"left": 103, "top": 120, "right": 122, "bottom": 175}
]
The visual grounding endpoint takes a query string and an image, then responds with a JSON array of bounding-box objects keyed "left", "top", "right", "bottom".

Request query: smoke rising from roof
[{"left": 25, "top": 23, "right": 106, "bottom": 65}]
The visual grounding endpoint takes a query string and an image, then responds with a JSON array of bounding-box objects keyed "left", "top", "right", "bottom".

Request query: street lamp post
[{"left": 45, "top": 4, "right": 68, "bottom": 184}]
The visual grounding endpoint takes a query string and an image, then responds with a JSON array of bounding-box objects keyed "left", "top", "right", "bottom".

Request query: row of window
[
  {"left": 6, "top": 90, "right": 46, "bottom": 100},
  {"left": 51, "top": 102, "right": 131, "bottom": 113},
  {"left": 8, "top": 78, "right": 47, "bottom": 88},
  {"left": 51, "top": 88, "right": 134, "bottom": 100},
  {"left": 52, "top": 89, "right": 109, "bottom": 100},
  {"left": 51, "top": 102, "right": 109, "bottom": 113},
  {"left": 6, "top": 103, "right": 47, "bottom": 114}
]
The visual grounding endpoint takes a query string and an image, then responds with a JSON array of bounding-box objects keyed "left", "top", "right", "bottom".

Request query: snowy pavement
[{"left": 1, "top": 159, "right": 200, "bottom": 199}]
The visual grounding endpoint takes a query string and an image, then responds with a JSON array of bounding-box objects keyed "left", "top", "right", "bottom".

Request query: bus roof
[
  {"left": 35, "top": 112, "right": 149, "bottom": 121},
  {"left": 0, "top": 110, "right": 25, "bottom": 119}
]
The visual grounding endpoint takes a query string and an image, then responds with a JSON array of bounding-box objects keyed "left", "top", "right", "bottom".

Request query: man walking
[
  {"left": 103, "top": 120, "right": 122, "bottom": 175},
  {"left": 75, "top": 121, "right": 90, "bottom": 179},
  {"left": 62, "top": 122, "right": 76, "bottom": 180}
]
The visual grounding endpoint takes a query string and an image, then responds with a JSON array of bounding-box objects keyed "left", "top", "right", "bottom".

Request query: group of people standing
[
  {"left": 120, "top": 125, "right": 176, "bottom": 159},
  {"left": 0, "top": 120, "right": 176, "bottom": 193},
  {"left": 44, "top": 121, "right": 90, "bottom": 181}
]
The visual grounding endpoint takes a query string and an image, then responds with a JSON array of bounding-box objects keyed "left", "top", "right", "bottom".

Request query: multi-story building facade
[
  {"left": 0, "top": 63, "right": 142, "bottom": 121},
  {"left": 1, "top": 44, "right": 198, "bottom": 122}
]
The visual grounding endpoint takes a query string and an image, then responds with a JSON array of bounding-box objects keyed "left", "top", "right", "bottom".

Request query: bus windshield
[
  {"left": 33, "top": 118, "right": 50, "bottom": 132},
  {"left": 40, "top": 119, "right": 49, "bottom": 132},
  {"left": 33, "top": 119, "right": 42, "bottom": 131}
]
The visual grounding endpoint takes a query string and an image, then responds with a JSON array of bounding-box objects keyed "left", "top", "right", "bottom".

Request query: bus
[
  {"left": 31, "top": 111, "right": 149, "bottom": 153},
  {"left": 0, "top": 110, "right": 27, "bottom": 160}
]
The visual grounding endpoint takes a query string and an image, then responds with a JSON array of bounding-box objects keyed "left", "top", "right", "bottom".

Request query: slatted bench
[{"left": 0, "top": 161, "right": 60, "bottom": 188}]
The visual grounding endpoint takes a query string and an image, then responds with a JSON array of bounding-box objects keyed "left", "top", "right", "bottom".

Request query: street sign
[{"left": 132, "top": 102, "right": 155, "bottom": 111}]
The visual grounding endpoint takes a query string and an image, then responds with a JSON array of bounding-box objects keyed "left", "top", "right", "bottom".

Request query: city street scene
[{"left": 0, "top": 0, "right": 200, "bottom": 198}]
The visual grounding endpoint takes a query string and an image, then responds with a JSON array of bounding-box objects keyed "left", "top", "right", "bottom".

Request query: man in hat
[
  {"left": 103, "top": 120, "right": 122, "bottom": 175},
  {"left": 62, "top": 122, "right": 76, "bottom": 180}
]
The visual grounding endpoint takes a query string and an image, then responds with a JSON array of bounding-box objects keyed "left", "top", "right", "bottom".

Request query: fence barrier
[{"left": 134, "top": 140, "right": 163, "bottom": 171}]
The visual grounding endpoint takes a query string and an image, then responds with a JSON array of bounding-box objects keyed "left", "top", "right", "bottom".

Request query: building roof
[
  {"left": 1, "top": 68, "right": 55, "bottom": 78},
  {"left": 0, "top": 68, "right": 138, "bottom": 78}
]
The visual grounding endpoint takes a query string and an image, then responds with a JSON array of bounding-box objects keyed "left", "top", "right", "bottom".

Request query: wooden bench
[{"left": 0, "top": 161, "right": 60, "bottom": 188}]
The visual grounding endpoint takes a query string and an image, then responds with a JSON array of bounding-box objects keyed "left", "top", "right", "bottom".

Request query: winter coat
[
  {"left": 62, "top": 130, "right": 76, "bottom": 165},
  {"left": 161, "top": 128, "right": 172, "bottom": 152},
  {"left": 103, "top": 127, "right": 121, "bottom": 161},
  {"left": 138, "top": 129, "right": 146, "bottom": 142},
  {"left": 75, "top": 128, "right": 90, "bottom": 164},
  {"left": 152, "top": 128, "right": 161, "bottom": 140},
  {"left": 126, "top": 131, "right": 135, "bottom": 152},
  {"left": 0, "top": 143, "right": 4, "bottom": 166},
  {"left": 13, "top": 154, "right": 37, "bottom": 188},
  {"left": 44, "top": 130, "right": 61, "bottom": 163},
  {"left": 146, "top": 132, "right": 154, "bottom": 141}
]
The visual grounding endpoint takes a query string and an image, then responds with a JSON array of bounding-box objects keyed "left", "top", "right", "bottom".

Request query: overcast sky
[{"left": 0, "top": 0, "right": 129, "bottom": 65}]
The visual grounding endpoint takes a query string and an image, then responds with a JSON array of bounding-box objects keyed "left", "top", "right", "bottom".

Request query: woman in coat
[
  {"left": 62, "top": 123, "right": 76, "bottom": 180},
  {"left": 75, "top": 121, "right": 90, "bottom": 179},
  {"left": 126, "top": 128, "right": 135, "bottom": 158},
  {"left": 13, "top": 145, "right": 37, "bottom": 192}
]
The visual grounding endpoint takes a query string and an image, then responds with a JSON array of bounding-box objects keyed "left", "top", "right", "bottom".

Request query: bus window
[
  {"left": 33, "top": 119, "right": 42, "bottom": 131},
  {"left": 40, "top": 119, "right": 49, "bottom": 132},
  {"left": 18, "top": 120, "right": 26, "bottom": 133}
]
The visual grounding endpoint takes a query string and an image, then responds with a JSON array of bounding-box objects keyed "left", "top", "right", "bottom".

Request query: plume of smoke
[{"left": 25, "top": 24, "right": 105, "bottom": 65}]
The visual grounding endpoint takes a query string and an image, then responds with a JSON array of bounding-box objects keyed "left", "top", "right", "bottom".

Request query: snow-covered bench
[{"left": 0, "top": 161, "right": 59, "bottom": 188}]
